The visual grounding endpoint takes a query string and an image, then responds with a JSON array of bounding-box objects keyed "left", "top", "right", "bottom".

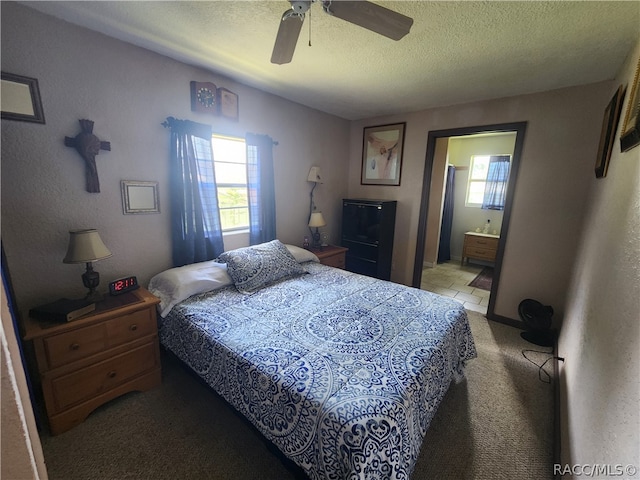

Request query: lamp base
[
  {"left": 312, "top": 228, "right": 322, "bottom": 249},
  {"left": 82, "top": 261, "right": 103, "bottom": 303}
]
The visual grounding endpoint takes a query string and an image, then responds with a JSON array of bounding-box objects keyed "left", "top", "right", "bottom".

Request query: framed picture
[
  {"left": 620, "top": 58, "right": 640, "bottom": 152},
  {"left": 121, "top": 180, "right": 160, "bottom": 214},
  {"left": 217, "top": 87, "right": 239, "bottom": 121},
  {"left": 595, "top": 85, "right": 625, "bottom": 178},
  {"left": 361, "top": 122, "right": 406, "bottom": 186},
  {"left": 1, "top": 72, "right": 45, "bottom": 124}
]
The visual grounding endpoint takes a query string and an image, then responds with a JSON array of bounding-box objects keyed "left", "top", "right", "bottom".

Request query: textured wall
[
  {"left": 0, "top": 3, "right": 349, "bottom": 317},
  {"left": 559, "top": 40, "right": 639, "bottom": 472}
]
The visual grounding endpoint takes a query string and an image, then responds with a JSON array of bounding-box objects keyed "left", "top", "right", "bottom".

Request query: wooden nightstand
[
  {"left": 23, "top": 287, "right": 161, "bottom": 435},
  {"left": 309, "top": 245, "right": 348, "bottom": 269},
  {"left": 462, "top": 232, "right": 499, "bottom": 266}
]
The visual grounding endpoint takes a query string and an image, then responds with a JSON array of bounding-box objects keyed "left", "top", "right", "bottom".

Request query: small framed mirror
[{"left": 121, "top": 180, "right": 159, "bottom": 214}]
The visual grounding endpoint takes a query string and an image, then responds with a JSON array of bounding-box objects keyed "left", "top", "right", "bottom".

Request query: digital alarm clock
[{"left": 108, "top": 275, "right": 139, "bottom": 296}]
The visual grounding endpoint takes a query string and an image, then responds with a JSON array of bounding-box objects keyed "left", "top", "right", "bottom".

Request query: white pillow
[
  {"left": 284, "top": 244, "right": 319, "bottom": 264},
  {"left": 148, "top": 260, "right": 233, "bottom": 318}
]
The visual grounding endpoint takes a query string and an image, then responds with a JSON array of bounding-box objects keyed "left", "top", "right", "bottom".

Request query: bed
[{"left": 149, "top": 240, "right": 476, "bottom": 479}]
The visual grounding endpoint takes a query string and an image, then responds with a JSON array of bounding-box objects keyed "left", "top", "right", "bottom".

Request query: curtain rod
[
  {"left": 247, "top": 131, "right": 279, "bottom": 146},
  {"left": 161, "top": 120, "right": 279, "bottom": 146}
]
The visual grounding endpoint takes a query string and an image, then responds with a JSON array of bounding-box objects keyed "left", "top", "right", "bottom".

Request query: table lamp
[
  {"left": 308, "top": 212, "right": 326, "bottom": 249},
  {"left": 63, "top": 229, "right": 112, "bottom": 302}
]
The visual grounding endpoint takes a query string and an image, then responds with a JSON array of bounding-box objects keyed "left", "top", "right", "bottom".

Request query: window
[
  {"left": 465, "top": 155, "right": 490, "bottom": 206},
  {"left": 465, "top": 154, "right": 511, "bottom": 209},
  {"left": 212, "top": 135, "right": 249, "bottom": 231}
]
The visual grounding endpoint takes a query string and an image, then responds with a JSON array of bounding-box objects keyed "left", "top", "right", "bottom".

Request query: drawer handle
[
  {"left": 70, "top": 343, "right": 80, "bottom": 351},
  {"left": 130, "top": 324, "right": 138, "bottom": 332},
  {"left": 108, "top": 371, "right": 117, "bottom": 379}
]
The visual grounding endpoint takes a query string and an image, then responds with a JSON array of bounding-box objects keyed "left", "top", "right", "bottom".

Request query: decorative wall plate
[{"left": 217, "top": 87, "right": 239, "bottom": 121}]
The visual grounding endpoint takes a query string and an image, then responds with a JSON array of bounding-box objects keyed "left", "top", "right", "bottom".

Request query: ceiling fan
[{"left": 271, "top": 0, "right": 414, "bottom": 64}]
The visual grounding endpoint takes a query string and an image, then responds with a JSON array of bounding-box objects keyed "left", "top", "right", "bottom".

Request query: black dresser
[{"left": 341, "top": 199, "right": 397, "bottom": 280}]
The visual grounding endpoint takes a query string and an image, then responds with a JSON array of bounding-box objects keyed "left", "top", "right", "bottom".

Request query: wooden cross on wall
[{"left": 64, "top": 119, "right": 111, "bottom": 193}]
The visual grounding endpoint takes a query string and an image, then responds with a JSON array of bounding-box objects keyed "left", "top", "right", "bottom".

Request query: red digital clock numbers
[
  {"left": 114, "top": 278, "right": 132, "bottom": 290},
  {"left": 108, "top": 276, "right": 139, "bottom": 296}
]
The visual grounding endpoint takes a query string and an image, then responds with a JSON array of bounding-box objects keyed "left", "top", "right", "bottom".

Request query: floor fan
[{"left": 518, "top": 299, "right": 554, "bottom": 347}]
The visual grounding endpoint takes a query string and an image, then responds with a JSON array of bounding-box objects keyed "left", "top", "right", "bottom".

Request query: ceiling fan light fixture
[
  {"left": 290, "top": 1, "right": 311, "bottom": 14},
  {"left": 281, "top": 9, "right": 305, "bottom": 22}
]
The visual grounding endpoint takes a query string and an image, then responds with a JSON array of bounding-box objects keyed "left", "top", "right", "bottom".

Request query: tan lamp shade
[
  {"left": 308, "top": 212, "right": 327, "bottom": 228},
  {"left": 63, "top": 229, "right": 112, "bottom": 263},
  {"left": 307, "top": 166, "right": 323, "bottom": 183}
]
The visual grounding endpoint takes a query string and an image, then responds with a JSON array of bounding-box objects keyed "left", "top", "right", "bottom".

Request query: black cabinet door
[{"left": 341, "top": 199, "right": 396, "bottom": 280}]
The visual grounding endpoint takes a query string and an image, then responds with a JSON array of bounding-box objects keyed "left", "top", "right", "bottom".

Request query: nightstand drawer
[
  {"left": 44, "top": 323, "right": 107, "bottom": 370},
  {"left": 51, "top": 341, "right": 158, "bottom": 412},
  {"left": 106, "top": 309, "right": 155, "bottom": 347},
  {"left": 322, "top": 255, "right": 346, "bottom": 269},
  {"left": 465, "top": 236, "right": 498, "bottom": 250},
  {"left": 465, "top": 247, "right": 496, "bottom": 261},
  {"left": 309, "top": 245, "right": 348, "bottom": 269}
]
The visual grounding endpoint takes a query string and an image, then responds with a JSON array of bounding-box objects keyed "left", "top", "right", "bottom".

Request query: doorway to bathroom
[{"left": 412, "top": 122, "right": 527, "bottom": 322}]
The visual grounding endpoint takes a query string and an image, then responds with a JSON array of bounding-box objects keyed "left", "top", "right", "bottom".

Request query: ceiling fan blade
[
  {"left": 322, "top": 1, "right": 413, "bottom": 41},
  {"left": 271, "top": 10, "right": 305, "bottom": 65}
]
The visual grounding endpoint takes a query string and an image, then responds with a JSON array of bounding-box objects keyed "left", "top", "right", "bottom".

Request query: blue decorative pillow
[{"left": 218, "top": 240, "right": 306, "bottom": 294}]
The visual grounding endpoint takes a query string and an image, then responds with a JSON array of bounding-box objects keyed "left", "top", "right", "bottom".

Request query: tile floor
[{"left": 420, "top": 261, "right": 490, "bottom": 315}]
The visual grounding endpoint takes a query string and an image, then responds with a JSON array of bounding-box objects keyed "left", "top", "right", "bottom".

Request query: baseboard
[
  {"left": 486, "top": 312, "right": 525, "bottom": 330},
  {"left": 423, "top": 256, "right": 463, "bottom": 268}
]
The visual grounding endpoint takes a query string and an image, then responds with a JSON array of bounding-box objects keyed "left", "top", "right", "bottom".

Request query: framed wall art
[
  {"left": 1, "top": 72, "right": 45, "bottom": 124},
  {"left": 594, "top": 85, "right": 625, "bottom": 178},
  {"left": 121, "top": 180, "right": 160, "bottom": 214},
  {"left": 361, "top": 122, "right": 406, "bottom": 186},
  {"left": 217, "top": 87, "right": 239, "bottom": 121},
  {"left": 620, "top": 57, "right": 640, "bottom": 152}
]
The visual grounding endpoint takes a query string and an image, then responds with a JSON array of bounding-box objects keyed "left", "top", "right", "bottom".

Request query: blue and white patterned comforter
[{"left": 159, "top": 262, "right": 476, "bottom": 479}]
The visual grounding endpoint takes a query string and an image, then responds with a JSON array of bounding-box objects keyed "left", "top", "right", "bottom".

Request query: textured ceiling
[{"left": 22, "top": 1, "right": 640, "bottom": 120}]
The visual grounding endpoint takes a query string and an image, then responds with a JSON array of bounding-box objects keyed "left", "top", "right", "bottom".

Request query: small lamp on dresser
[
  {"left": 308, "top": 212, "right": 326, "bottom": 249},
  {"left": 63, "top": 229, "right": 112, "bottom": 302}
]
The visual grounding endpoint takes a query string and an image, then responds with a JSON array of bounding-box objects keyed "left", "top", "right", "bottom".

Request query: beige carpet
[{"left": 39, "top": 311, "right": 553, "bottom": 479}]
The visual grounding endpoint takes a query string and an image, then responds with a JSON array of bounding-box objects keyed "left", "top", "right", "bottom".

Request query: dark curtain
[
  {"left": 246, "top": 133, "right": 276, "bottom": 245},
  {"left": 437, "top": 166, "right": 455, "bottom": 263},
  {"left": 482, "top": 155, "right": 511, "bottom": 210},
  {"left": 164, "top": 117, "right": 224, "bottom": 266}
]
